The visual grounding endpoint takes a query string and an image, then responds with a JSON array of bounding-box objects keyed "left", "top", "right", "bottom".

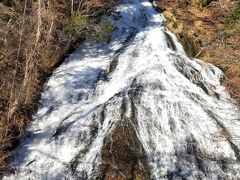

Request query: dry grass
[
  {"left": 205, "top": 21, "right": 240, "bottom": 106},
  {"left": 0, "top": 0, "right": 117, "bottom": 175},
  {"left": 207, "top": 55, "right": 240, "bottom": 105}
]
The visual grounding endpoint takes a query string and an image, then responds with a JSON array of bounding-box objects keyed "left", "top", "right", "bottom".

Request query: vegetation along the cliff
[{"left": 0, "top": 0, "right": 117, "bottom": 174}]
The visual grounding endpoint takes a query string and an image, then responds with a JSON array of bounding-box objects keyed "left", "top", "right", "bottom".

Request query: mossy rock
[
  {"left": 164, "top": 31, "right": 177, "bottom": 51},
  {"left": 108, "top": 57, "right": 119, "bottom": 74},
  {"left": 178, "top": 33, "right": 198, "bottom": 58}
]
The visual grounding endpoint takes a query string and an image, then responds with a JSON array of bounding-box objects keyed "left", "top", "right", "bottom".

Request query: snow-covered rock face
[{"left": 4, "top": 0, "right": 240, "bottom": 179}]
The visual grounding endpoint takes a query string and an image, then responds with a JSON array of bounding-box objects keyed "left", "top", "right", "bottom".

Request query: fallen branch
[{"left": 194, "top": 48, "right": 204, "bottom": 58}]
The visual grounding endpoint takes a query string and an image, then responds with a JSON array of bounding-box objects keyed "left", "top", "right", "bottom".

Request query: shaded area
[{"left": 97, "top": 119, "right": 151, "bottom": 179}]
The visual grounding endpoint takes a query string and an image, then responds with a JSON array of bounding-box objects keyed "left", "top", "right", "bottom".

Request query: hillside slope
[{"left": 0, "top": 0, "right": 116, "bottom": 174}]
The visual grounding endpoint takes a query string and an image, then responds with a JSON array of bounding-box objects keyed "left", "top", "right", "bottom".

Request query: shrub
[
  {"left": 65, "top": 11, "right": 89, "bottom": 37},
  {"left": 225, "top": 2, "right": 240, "bottom": 26},
  {"left": 91, "top": 18, "right": 113, "bottom": 43}
]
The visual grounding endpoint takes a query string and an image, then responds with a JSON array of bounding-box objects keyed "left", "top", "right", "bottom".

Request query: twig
[{"left": 194, "top": 48, "right": 204, "bottom": 58}]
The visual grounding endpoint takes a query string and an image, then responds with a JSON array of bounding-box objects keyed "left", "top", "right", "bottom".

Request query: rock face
[
  {"left": 3, "top": 0, "right": 240, "bottom": 180},
  {"left": 98, "top": 120, "right": 150, "bottom": 179}
]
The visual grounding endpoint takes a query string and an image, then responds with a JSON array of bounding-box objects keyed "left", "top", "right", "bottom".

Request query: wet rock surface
[{"left": 97, "top": 120, "right": 150, "bottom": 180}]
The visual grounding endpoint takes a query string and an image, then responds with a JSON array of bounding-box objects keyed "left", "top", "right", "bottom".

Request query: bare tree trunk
[
  {"left": 36, "top": 0, "right": 42, "bottom": 45},
  {"left": 71, "top": 0, "right": 74, "bottom": 15},
  {"left": 7, "top": 0, "right": 28, "bottom": 122}
]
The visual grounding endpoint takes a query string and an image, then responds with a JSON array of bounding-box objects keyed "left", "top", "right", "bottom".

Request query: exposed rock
[
  {"left": 108, "top": 57, "right": 119, "bottom": 74},
  {"left": 178, "top": 33, "right": 198, "bottom": 57},
  {"left": 97, "top": 100, "right": 151, "bottom": 180},
  {"left": 163, "top": 31, "right": 177, "bottom": 51}
]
